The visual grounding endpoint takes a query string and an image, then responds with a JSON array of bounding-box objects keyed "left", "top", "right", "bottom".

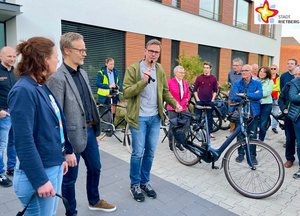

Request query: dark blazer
[
  {"left": 47, "top": 64, "right": 100, "bottom": 153},
  {"left": 8, "top": 75, "right": 73, "bottom": 190}
]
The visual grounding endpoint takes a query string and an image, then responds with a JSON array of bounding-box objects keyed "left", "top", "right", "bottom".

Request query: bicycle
[
  {"left": 171, "top": 95, "right": 285, "bottom": 199},
  {"left": 215, "top": 89, "right": 230, "bottom": 130},
  {"left": 98, "top": 92, "right": 127, "bottom": 143},
  {"left": 266, "top": 104, "right": 285, "bottom": 130},
  {"left": 123, "top": 105, "right": 170, "bottom": 153}
]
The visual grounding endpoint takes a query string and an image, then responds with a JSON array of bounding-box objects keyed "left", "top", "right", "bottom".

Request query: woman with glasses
[
  {"left": 167, "top": 65, "right": 190, "bottom": 151},
  {"left": 270, "top": 65, "right": 281, "bottom": 133},
  {"left": 258, "top": 66, "right": 274, "bottom": 142}
]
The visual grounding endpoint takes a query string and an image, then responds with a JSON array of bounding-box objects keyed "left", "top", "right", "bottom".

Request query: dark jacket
[
  {"left": 0, "top": 64, "right": 17, "bottom": 109},
  {"left": 8, "top": 75, "right": 73, "bottom": 190},
  {"left": 288, "top": 78, "right": 300, "bottom": 122}
]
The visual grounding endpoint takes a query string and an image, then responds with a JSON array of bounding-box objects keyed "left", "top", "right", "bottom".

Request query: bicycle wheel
[
  {"left": 123, "top": 123, "right": 132, "bottom": 153},
  {"left": 223, "top": 140, "right": 284, "bottom": 199},
  {"left": 172, "top": 129, "right": 202, "bottom": 166}
]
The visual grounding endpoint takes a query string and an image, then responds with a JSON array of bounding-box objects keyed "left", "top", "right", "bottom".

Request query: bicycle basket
[
  {"left": 227, "top": 109, "right": 240, "bottom": 123},
  {"left": 170, "top": 115, "right": 190, "bottom": 145}
]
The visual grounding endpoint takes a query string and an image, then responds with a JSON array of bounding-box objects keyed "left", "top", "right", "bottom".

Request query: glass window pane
[
  {"left": 200, "top": 0, "right": 220, "bottom": 21},
  {"left": 0, "top": 23, "right": 5, "bottom": 48},
  {"left": 234, "top": 0, "right": 249, "bottom": 30},
  {"left": 198, "top": 45, "right": 220, "bottom": 78}
]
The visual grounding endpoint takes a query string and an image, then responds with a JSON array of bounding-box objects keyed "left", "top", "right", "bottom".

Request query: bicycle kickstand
[{"left": 212, "top": 161, "right": 219, "bottom": 169}]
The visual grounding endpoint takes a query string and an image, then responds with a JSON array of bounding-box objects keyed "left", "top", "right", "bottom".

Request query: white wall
[{"left": 9, "top": 0, "right": 281, "bottom": 64}]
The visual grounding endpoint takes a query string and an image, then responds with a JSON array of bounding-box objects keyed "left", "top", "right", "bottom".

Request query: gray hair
[
  {"left": 233, "top": 58, "right": 243, "bottom": 66},
  {"left": 293, "top": 65, "right": 300, "bottom": 73},
  {"left": 60, "top": 32, "right": 84, "bottom": 55},
  {"left": 145, "top": 39, "right": 161, "bottom": 49},
  {"left": 173, "top": 65, "right": 184, "bottom": 73}
]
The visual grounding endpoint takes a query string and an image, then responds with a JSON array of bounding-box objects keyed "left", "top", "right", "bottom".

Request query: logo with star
[{"left": 255, "top": 0, "right": 278, "bottom": 23}]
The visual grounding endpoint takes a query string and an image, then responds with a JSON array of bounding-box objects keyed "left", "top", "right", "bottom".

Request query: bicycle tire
[
  {"left": 123, "top": 123, "right": 132, "bottom": 153},
  {"left": 223, "top": 140, "right": 284, "bottom": 199},
  {"left": 220, "top": 117, "right": 230, "bottom": 130},
  {"left": 172, "top": 128, "right": 203, "bottom": 166}
]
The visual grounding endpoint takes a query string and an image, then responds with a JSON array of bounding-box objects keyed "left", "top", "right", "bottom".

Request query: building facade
[{"left": 1, "top": 0, "right": 281, "bottom": 90}]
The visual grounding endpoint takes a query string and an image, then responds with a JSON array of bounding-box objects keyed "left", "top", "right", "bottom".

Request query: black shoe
[
  {"left": 169, "top": 142, "right": 173, "bottom": 151},
  {"left": 272, "top": 128, "right": 278, "bottom": 134},
  {"left": 6, "top": 169, "right": 14, "bottom": 176},
  {"left": 130, "top": 185, "right": 145, "bottom": 202},
  {"left": 0, "top": 174, "right": 12, "bottom": 187},
  {"left": 140, "top": 183, "right": 157, "bottom": 199},
  {"left": 235, "top": 154, "right": 244, "bottom": 163}
]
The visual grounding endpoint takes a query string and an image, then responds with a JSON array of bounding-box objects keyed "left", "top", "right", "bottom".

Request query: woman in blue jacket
[{"left": 8, "top": 37, "right": 74, "bottom": 215}]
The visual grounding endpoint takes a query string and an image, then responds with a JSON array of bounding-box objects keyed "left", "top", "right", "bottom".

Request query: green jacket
[{"left": 123, "top": 61, "right": 177, "bottom": 128}]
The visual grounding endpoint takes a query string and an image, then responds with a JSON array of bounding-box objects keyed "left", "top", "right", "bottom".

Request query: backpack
[{"left": 278, "top": 82, "right": 291, "bottom": 113}]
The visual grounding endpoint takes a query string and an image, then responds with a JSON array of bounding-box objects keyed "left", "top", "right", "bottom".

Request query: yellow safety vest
[{"left": 97, "top": 70, "right": 119, "bottom": 96}]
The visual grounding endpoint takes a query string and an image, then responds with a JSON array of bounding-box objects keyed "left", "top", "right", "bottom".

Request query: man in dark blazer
[{"left": 48, "top": 32, "right": 116, "bottom": 216}]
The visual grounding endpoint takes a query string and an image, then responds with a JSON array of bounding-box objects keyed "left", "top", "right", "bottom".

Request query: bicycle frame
[{"left": 183, "top": 98, "right": 256, "bottom": 169}]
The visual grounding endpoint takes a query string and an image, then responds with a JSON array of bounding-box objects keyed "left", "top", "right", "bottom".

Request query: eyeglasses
[
  {"left": 147, "top": 49, "right": 160, "bottom": 55},
  {"left": 270, "top": 68, "right": 277, "bottom": 70},
  {"left": 241, "top": 69, "right": 250, "bottom": 72},
  {"left": 203, "top": 67, "right": 211, "bottom": 69},
  {"left": 233, "top": 64, "right": 241, "bottom": 67},
  {"left": 69, "top": 47, "right": 87, "bottom": 55}
]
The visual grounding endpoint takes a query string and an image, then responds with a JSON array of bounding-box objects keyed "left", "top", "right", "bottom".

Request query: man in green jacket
[{"left": 123, "top": 39, "right": 182, "bottom": 202}]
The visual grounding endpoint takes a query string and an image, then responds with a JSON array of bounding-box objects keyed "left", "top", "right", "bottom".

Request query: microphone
[{"left": 145, "top": 60, "right": 156, "bottom": 84}]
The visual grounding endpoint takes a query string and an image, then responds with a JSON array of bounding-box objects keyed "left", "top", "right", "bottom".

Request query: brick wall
[
  {"left": 280, "top": 46, "right": 300, "bottom": 73},
  {"left": 179, "top": 41, "right": 198, "bottom": 57},
  {"left": 181, "top": 0, "right": 199, "bottom": 15},
  {"left": 221, "top": 0, "right": 234, "bottom": 25},
  {"left": 125, "top": 32, "right": 145, "bottom": 69},
  {"left": 161, "top": 38, "right": 172, "bottom": 77},
  {"left": 248, "top": 53, "right": 258, "bottom": 65},
  {"left": 219, "top": 48, "right": 232, "bottom": 85},
  {"left": 249, "top": 3, "right": 259, "bottom": 33},
  {"left": 162, "top": 0, "right": 172, "bottom": 6}
]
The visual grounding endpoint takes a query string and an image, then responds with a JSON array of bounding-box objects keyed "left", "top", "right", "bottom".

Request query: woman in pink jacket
[{"left": 167, "top": 65, "right": 190, "bottom": 150}]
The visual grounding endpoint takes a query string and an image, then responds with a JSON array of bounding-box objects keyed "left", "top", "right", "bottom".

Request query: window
[
  {"left": 259, "top": 24, "right": 265, "bottom": 35},
  {"left": 171, "top": 0, "right": 180, "bottom": 8},
  {"left": 258, "top": 54, "right": 263, "bottom": 66},
  {"left": 268, "top": 56, "right": 273, "bottom": 66},
  {"left": 233, "top": 0, "right": 250, "bottom": 30},
  {"left": 171, "top": 40, "right": 180, "bottom": 77},
  {"left": 231, "top": 50, "right": 248, "bottom": 66},
  {"left": 268, "top": 25, "right": 275, "bottom": 38},
  {"left": 198, "top": 45, "right": 220, "bottom": 78},
  {"left": 153, "top": 0, "right": 162, "bottom": 2},
  {"left": 199, "top": 0, "right": 220, "bottom": 21},
  {"left": 62, "top": 21, "right": 125, "bottom": 94},
  {"left": 0, "top": 23, "right": 5, "bottom": 48}
]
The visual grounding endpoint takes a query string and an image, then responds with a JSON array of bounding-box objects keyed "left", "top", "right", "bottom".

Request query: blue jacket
[
  {"left": 230, "top": 78, "right": 263, "bottom": 117},
  {"left": 8, "top": 75, "right": 73, "bottom": 190},
  {"left": 288, "top": 77, "right": 300, "bottom": 122},
  {"left": 96, "top": 66, "right": 122, "bottom": 104}
]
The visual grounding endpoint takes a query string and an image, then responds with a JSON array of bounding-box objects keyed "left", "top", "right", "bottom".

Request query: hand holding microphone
[{"left": 143, "top": 60, "right": 156, "bottom": 84}]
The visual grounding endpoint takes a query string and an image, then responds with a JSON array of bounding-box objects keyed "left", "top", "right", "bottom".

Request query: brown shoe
[
  {"left": 88, "top": 199, "right": 117, "bottom": 212},
  {"left": 284, "top": 161, "right": 293, "bottom": 168}
]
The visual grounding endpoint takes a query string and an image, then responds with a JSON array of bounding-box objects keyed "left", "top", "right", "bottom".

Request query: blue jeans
[
  {"left": 285, "top": 116, "right": 296, "bottom": 162},
  {"left": 7, "top": 128, "right": 16, "bottom": 170},
  {"left": 293, "top": 117, "right": 300, "bottom": 166},
  {"left": 130, "top": 115, "right": 160, "bottom": 186},
  {"left": 271, "top": 99, "right": 279, "bottom": 129},
  {"left": 0, "top": 116, "right": 11, "bottom": 174},
  {"left": 237, "top": 116, "right": 258, "bottom": 157},
  {"left": 259, "top": 104, "right": 272, "bottom": 141},
  {"left": 13, "top": 163, "right": 63, "bottom": 216},
  {"left": 62, "top": 128, "right": 101, "bottom": 216}
]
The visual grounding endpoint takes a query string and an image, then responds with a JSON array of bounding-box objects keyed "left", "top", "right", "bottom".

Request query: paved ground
[
  {"left": 99, "top": 127, "right": 300, "bottom": 216},
  {"left": 1, "top": 127, "right": 299, "bottom": 216}
]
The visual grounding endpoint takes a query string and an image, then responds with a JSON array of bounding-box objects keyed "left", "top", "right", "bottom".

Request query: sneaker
[
  {"left": 235, "top": 154, "right": 244, "bottom": 163},
  {"left": 140, "top": 183, "right": 157, "bottom": 199},
  {"left": 272, "top": 128, "right": 278, "bottom": 134},
  {"left": 293, "top": 169, "right": 300, "bottom": 179},
  {"left": 88, "top": 199, "right": 116, "bottom": 212},
  {"left": 6, "top": 169, "right": 14, "bottom": 176},
  {"left": 251, "top": 157, "right": 258, "bottom": 166},
  {"left": 130, "top": 185, "right": 145, "bottom": 202},
  {"left": 0, "top": 174, "right": 12, "bottom": 187}
]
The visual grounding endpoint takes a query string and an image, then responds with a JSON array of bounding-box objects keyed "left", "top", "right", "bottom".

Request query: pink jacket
[{"left": 167, "top": 77, "right": 190, "bottom": 111}]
